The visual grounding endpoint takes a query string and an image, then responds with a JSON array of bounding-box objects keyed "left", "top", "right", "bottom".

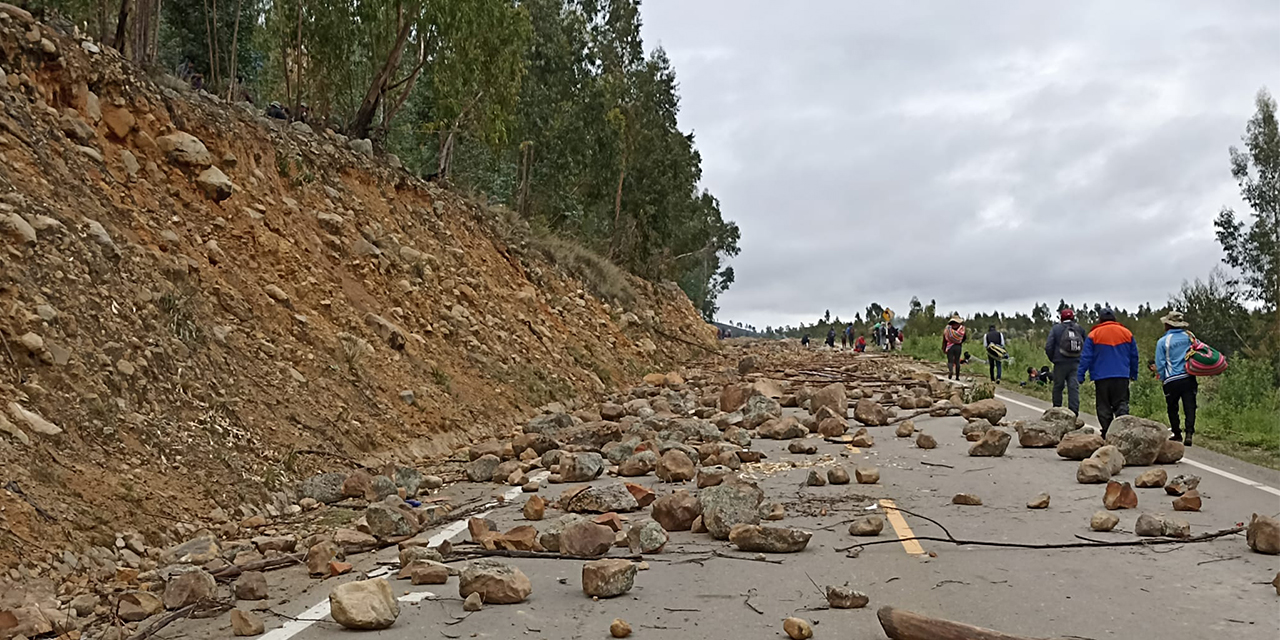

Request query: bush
[{"left": 528, "top": 231, "right": 637, "bottom": 306}]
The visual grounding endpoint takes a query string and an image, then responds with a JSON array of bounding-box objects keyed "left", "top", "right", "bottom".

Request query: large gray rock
[
  {"left": 156, "top": 131, "right": 213, "bottom": 167},
  {"left": 162, "top": 568, "right": 216, "bottom": 609},
  {"left": 757, "top": 416, "right": 807, "bottom": 439},
  {"left": 1042, "top": 407, "right": 1083, "bottom": 434},
  {"left": 525, "top": 412, "right": 575, "bottom": 437},
  {"left": 298, "top": 472, "right": 347, "bottom": 504},
  {"left": 742, "top": 395, "right": 782, "bottom": 429},
  {"left": 537, "top": 514, "right": 586, "bottom": 552},
  {"left": 699, "top": 479, "right": 765, "bottom": 540},
  {"left": 651, "top": 490, "right": 701, "bottom": 531},
  {"left": 559, "top": 452, "right": 605, "bottom": 482},
  {"left": 196, "top": 166, "right": 233, "bottom": 201},
  {"left": 330, "top": 578, "right": 399, "bottom": 629},
  {"left": 853, "top": 399, "right": 890, "bottom": 426},
  {"left": 626, "top": 519, "right": 669, "bottom": 553},
  {"left": 968, "top": 429, "right": 1011, "bottom": 456},
  {"left": 1105, "top": 416, "right": 1166, "bottom": 466},
  {"left": 466, "top": 454, "right": 502, "bottom": 482},
  {"left": 365, "top": 502, "right": 413, "bottom": 538}
]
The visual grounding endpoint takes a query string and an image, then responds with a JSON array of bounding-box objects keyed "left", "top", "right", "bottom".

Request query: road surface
[{"left": 172, "top": 385, "right": 1280, "bottom": 640}]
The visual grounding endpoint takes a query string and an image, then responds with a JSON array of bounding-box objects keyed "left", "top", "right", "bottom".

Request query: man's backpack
[
  {"left": 1185, "top": 333, "right": 1228, "bottom": 376},
  {"left": 1057, "top": 323, "right": 1084, "bottom": 359}
]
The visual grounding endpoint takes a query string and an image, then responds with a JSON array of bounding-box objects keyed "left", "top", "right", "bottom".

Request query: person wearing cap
[
  {"left": 1155, "top": 311, "right": 1197, "bottom": 446},
  {"left": 1077, "top": 308, "right": 1139, "bottom": 436},
  {"left": 942, "top": 314, "right": 967, "bottom": 380},
  {"left": 1045, "top": 308, "right": 1084, "bottom": 415}
]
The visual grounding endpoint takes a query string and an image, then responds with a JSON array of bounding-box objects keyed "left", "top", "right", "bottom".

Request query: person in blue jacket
[
  {"left": 1155, "top": 311, "right": 1197, "bottom": 446},
  {"left": 1077, "top": 308, "right": 1139, "bottom": 436}
]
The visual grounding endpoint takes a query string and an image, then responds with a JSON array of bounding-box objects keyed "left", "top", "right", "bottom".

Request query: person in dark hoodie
[
  {"left": 1077, "top": 307, "right": 1139, "bottom": 436},
  {"left": 1045, "top": 308, "right": 1084, "bottom": 416},
  {"left": 1155, "top": 311, "right": 1197, "bottom": 446}
]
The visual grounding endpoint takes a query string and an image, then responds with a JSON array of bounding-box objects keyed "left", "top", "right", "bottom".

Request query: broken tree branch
[
  {"left": 838, "top": 524, "right": 1245, "bottom": 553},
  {"left": 443, "top": 549, "right": 643, "bottom": 562},
  {"left": 878, "top": 606, "right": 1084, "bottom": 640}
]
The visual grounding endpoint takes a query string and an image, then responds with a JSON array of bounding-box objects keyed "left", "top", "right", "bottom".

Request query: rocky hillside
[{"left": 0, "top": 5, "right": 713, "bottom": 574}]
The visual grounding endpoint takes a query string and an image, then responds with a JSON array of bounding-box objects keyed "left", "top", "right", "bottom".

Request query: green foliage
[
  {"left": 1170, "top": 268, "right": 1252, "bottom": 357},
  {"left": 1216, "top": 88, "right": 1279, "bottom": 317}
]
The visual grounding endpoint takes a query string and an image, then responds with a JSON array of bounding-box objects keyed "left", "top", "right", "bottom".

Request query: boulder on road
[
  {"left": 810, "top": 383, "right": 846, "bottom": 417},
  {"left": 848, "top": 516, "right": 884, "bottom": 536},
  {"left": 960, "top": 399, "right": 1007, "bottom": 425},
  {"left": 968, "top": 429, "right": 1011, "bottom": 456},
  {"left": 459, "top": 560, "right": 532, "bottom": 604},
  {"left": 1090, "top": 511, "right": 1120, "bottom": 532},
  {"left": 564, "top": 484, "right": 640, "bottom": 513},
  {"left": 728, "top": 524, "right": 812, "bottom": 553},
  {"left": 330, "top": 578, "right": 399, "bottom": 629},
  {"left": 655, "top": 450, "right": 696, "bottom": 482},
  {"left": 1016, "top": 423, "right": 1060, "bottom": 448},
  {"left": 853, "top": 399, "right": 890, "bottom": 426},
  {"left": 1076, "top": 458, "right": 1112, "bottom": 484},
  {"left": 560, "top": 452, "right": 605, "bottom": 482},
  {"left": 1057, "top": 433, "right": 1104, "bottom": 460},
  {"left": 1156, "top": 439, "right": 1185, "bottom": 464},
  {"left": 1103, "top": 481, "right": 1138, "bottom": 510},
  {"left": 1247, "top": 514, "right": 1280, "bottom": 555},
  {"left": 757, "top": 416, "right": 807, "bottom": 440},
  {"left": 559, "top": 520, "right": 615, "bottom": 557},
  {"left": 1091, "top": 445, "right": 1126, "bottom": 476},
  {"left": 700, "top": 479, "right": 765, "bottom": 540},
  {"left": 1105, "top": 415, "right": 1167, "bottom": 466},
  {"left": 651, "top": 490, "right": 701, "bottom": 531},
  {"left": 582, "top": 559, "right": 637, "bottom": 598},
  {"left": 1135, "top": 468, "right": 1168, "bottom": 488},
  {"left": 626, "top": 520, "right": 669, "bottom": 553},
  {"left": 163, "top": 568, "right": 216, "bottom": 610}
]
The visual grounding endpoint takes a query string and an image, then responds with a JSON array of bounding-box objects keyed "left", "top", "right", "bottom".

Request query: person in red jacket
[{"left": 1077, "top": 307, "right": 1139, "bottom": 436}]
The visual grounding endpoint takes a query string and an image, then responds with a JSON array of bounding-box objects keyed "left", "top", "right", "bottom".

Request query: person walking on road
[
  {"left": 942, "top": 314, "right": 967, "bottom": 380},
  {"left": 1156, "top": 311, "right": 1197, "bottom": 447},
  {"left": 983, "top": 324, "right": 1006, "bottom": 382},
  {"left": 885, "top": 324, "right": 899, "bottom": 351},
  {"left": 1045, "top": 308, "right": 1084, "bottom": 416},
  {"left": 825, "top": 327, "right": 836, "bottom": 348},
  {"left": 1077, "top": 308, "right": 1139, "bottom": 437}
]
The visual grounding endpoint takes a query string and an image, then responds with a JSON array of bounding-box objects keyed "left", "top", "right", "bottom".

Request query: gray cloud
[{"left": 640, "top": 0, "right": 1280, "bottom": 330}]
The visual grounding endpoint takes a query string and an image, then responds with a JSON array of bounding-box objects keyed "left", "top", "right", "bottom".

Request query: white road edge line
[
  {"left": 259, "top": 470, "right": 550, "bottom": 640},
  {"left": 994, "top": 392, "right": 1280, "bottom": 497}
]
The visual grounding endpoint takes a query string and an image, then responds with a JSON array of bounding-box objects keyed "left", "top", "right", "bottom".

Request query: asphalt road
[{"left": 173, "top": 386, "right": 1280, "bottom": 640}]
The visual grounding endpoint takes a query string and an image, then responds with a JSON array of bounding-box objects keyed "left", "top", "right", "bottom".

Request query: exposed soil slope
[{"left": 0, "top": 6, "right": 713, "bottom": 572}]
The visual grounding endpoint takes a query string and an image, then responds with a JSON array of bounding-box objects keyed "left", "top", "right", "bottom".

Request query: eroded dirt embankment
[{"left": 0, "top": 5, "right": 712, "bottom": 574}]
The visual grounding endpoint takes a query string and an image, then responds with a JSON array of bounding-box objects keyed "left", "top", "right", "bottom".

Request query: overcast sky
[{"left": 639, "top": 1, "right": 1280, "bottom": 330}]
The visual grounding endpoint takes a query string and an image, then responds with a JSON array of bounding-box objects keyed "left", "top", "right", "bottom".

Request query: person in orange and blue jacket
[{"left": 1077, "top": 307, "right": 1139, "bottom": 437}]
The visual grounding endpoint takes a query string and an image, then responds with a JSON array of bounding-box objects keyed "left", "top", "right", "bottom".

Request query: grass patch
[
  {"left": 528, "top": 230, "right": 636, "bottom": 307},
  {"left": 901, "top": 334, "right": 1280, "bottom": 469}
]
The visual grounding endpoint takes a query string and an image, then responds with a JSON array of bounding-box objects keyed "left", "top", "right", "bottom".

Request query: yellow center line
[{"left": 879, "top": 498, "right": 925, "bottom": 555}]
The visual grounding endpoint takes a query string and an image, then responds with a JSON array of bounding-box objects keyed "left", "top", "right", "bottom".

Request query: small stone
[
  {"left": 1090, "top": 511, "right": 1120, "bottom": 532},
  {"left": 1027, "top": 493, "right": 1050, "bottom": 509},
  {"left": 651, "top": 490, "right": 701, "bottom": 532},
  {"left": 825, "top": 585, "right": 869, "bottom": 609},
  {"left": 1172, "top": 490, "right": 1201, "bottom": 511},
  {"left": 522, "top": 495, "right": 545, "bottom": 521},
  {"left": 404, "top": 561, "right": 449, "bottom": 585},
  {"left": 828, "top": 466, "right": 851, "bottom": 484},
  {"left": 855, "top": 466, "right": 880, "bottom": 484},
  {"left": 462, "top": 592, "right": 483, "bottom": 611},
  {"left": 1057, "top": 433, "right": 1105, "bottom": 460},
  {"left": 625, "top": 483, "right": 656, "bottom": 507},
  {"left": 895, "top": 421, "right": 915, "bottom": 438},
  {"left": 1247, "top": 514, "right": 1280, "bottom": 555},
  {"left": 916, "top": 433, "right": 937, "bottom": 449},
  {"left": 117, "top": 591, "right": 164, "bottom": 622},
  {"left": 196, "top": 166, "right": 234, "bottom": 201},
  {"left": 329, "top": 578, "right": 399, "bottom": 629},
  {"left": 560, "top": 520, "right": 616, "bottom": 557},
  {"left": 788, "top": 440, "right": 818, "bottom": 455},
  {"left": 1135, "top": 468, "right": 1168, "bottom": 488},
  {"left": 848, "top": 516, "right": 884, "bottom": 536},
  {"left": 582, "top": 559, "right": 637, "bottom": 597},
  {"left": 230, "top": 609, "right": 264, "bottom": 636},
  {"left": 466, "top": 454, "right": 501, "bottom": 482},
  {"left": 1103, "top": 481, "right": 1138, "bottom": 510},
  {"left": 163, "top": 568, "right": 217, "bottom": 609},
  {"left": 762, "top": 502, "right": 786, "bottom": 521},
  {"left": 1165, "top": 474, "right": 1201, "bottom": 496},
  {"left": 783, "top": 617, "right": 813, "bottom": 640},
  {"left": 952, "top": 493, "right": 982, "bottom": 506},
  {"left": 805, "top": 469, "right": 826, "bottom": 486},
  {"left": 610, "top": 618, "right": 632, "bottom": 638},
  {"left": 691, "top": 515, "right": 708, "bottom": 533},
  {"left": 1156, "top": 439, "right": 1185, "bottom": 464},
  {"left": 328, "top": 561, "right": 353, "bottom": 576}
]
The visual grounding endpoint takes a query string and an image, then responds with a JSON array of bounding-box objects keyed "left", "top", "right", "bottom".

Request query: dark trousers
[
  {"left": 989, "top": 357, "right": 1002, "bottom": 381},
  {"left": 946, "top": 344, "right": 963, "bottom": 379},
  {"left": 1052, "top": 360, "right": 1079, "bottom": 414},
  {"left": 1164, "top": 376, "right": 1198, "bottom": 437},
  {"left": 1094, "top": 377, "right": 1130, "bottom": 435}
]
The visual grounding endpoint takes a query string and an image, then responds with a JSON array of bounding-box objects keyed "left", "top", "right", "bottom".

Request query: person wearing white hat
[{"left": 1156, "top": 311, "right": 1197, "bottom": 446}]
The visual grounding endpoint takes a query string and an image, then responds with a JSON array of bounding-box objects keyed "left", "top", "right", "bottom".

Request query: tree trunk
[
  {"left": 375, "top": 35, "right": 427, "bottom": 142},
  {"left": 292, "top": 0, "right": 303, "bottom": 118},
  {"left": 202, "top": 0, "right": 217, "bottom": 86},
  {"left": 348, "top": 0, "right": 419, "bottom": 140},
  {"left": 113, "top": 0, "right": 131, "bottom": 53},
  {"left": 97, "top": 0, "right": 108, "bottom": 45},
  {"left": 877, "top": 607, "right": 1061, "bottom": 640},
  {"left": 436, "top": 131, "right": 456, "bottom": 178},
  {"left": 226, "top": 0, "right": 243, "bottom": 101},
  {"left": 610, "top": 157, "right": 627, "bottom": 257},
  {"left": 516, "top": 142, "right": 532, "bottom": 217}
]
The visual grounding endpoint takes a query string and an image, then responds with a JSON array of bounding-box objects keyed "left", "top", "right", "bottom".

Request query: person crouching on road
[
  {"left": 1077, "top": 307, "right": 1139, "bottom": 437},
  {"left": 1156, "top": 311, "right": 1197, "bottom": 447},
  {"left": 942, "top": 314, "right": 967, "bottom": 380}
]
